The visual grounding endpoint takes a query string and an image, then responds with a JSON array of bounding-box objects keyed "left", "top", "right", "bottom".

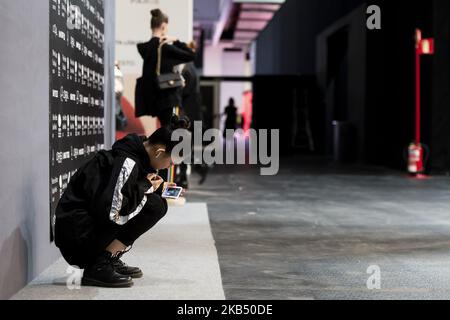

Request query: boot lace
[{"left": 111, "top": 245, "right": 133, "bottom": 267}]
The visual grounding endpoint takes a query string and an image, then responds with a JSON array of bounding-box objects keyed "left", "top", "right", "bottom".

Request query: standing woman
[
  {"left": 223, "top": 98, "right": 238, "bottom": 138},
  {"left": 55, "top": 116, "right": 190, "bottom": 288},
  {"left": 136, "top": 9, "right": 195, "bottom": 126}
]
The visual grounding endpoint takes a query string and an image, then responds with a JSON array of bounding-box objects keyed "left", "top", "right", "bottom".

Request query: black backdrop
[
  {"left": 431, "top": 0, "right": 450, "bottom": 173},
  {"left": 49, "top": 0, "right": 105, "bottom": 241},
  {"left": 254, "top": 0, "right": 450, "bottom": 173}
]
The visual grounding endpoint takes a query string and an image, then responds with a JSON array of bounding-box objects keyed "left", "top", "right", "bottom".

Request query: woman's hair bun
[
  {"left": 148, "top": 114, "right": 191, "bottom": 153},
  {"left": 151, "top": 9, "right": 163, "bottom": 18},
  {"left": 170, "top": 115, "right": 191, "bottom": 131},
  {"left": 151, "top": 9, "right": 169, "bottom": 29}
]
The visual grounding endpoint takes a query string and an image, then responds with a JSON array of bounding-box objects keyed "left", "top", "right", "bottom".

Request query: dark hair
[
  {"left": 151, "top": 9, "right": 169, "bottom": 30},
  {"left": 148, "top": 115, "right": 190, "bottom": 153}
]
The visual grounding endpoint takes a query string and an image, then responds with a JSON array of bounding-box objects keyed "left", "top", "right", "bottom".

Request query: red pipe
[{"left": 415, "top": 47, "right": 421, "bottom": 144}]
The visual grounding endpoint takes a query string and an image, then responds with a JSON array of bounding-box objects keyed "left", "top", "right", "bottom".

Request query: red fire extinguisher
[{"left": 408, "top": 142, "right": 424, "bottom": 174}]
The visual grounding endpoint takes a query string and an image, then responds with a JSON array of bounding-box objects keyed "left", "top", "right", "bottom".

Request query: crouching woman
[{"left": 55, "top": 115, "right": 189, "bottom": 288}]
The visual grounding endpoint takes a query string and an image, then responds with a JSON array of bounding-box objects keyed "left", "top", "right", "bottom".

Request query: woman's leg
[
  {"left": 102, "top": 194, "right": 168, "bottom": 278},
  {"left": 158, "top": 107, "right": 175, "bottom": 127},
  {"left": 87, "top": 194, "right": 167, "bottom": 264},
  {"left": 106, "top": 240, "right": 127, "bottom": 256},
  {"left": 81, "top": 195, "right": 167, "bottom": 287},
  {"left": 79, "top": 226, "right": 134, "bottom": 288},
  {"left": 115, "top": 193, "right": 168, "bottom": 247}
]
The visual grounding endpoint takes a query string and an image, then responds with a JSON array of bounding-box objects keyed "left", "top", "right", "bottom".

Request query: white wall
[
  {"left": 0, "top": 0, "right": 56, "bottom": 300},
  {"left": 104, "top": 1, "right": 116, "bottom": 148},
  {"left": 203, "top": 44, "right": 248, "bottom": 77},
  {"left": 203, "top": 45, "right": 224, "bottom": 77}
]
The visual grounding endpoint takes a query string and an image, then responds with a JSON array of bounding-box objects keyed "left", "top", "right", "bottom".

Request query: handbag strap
[{"left": 156, "top": 41, "right": 164, "bottom": 77}]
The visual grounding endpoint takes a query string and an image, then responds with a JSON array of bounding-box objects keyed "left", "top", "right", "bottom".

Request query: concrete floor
[
  {"left": 12, "top": 203, "right": 225, "bottom": 300},
  {"left": 187, "top": 157, "right": 450, "bottom": 300}
]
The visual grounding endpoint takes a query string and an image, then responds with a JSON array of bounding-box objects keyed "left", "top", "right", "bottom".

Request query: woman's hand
[
  {"left": 147, "top": 174, "right": 164, "bottom": 192},
  {"left": 163, "top": 182, "right": 186, "bottom": 197},
  {"left": 160, "top": 36, "right": 178, "bottom": 44},
  {"left": 163, "top": 182, "right": 176, "bottom": 192}
]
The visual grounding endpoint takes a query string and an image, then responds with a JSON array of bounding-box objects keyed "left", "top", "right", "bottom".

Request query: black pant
[
  {"left": 158, "top": 107, "right": 175, "bottom": 127},
  {"left": 116, "top": 194, "right": 168, "bottom": 247},
  {"left": 157, "top": 108, "right": 176, "bottom": 181},
  {"left": 60, "top": 194, "right": 168, "bottom": 269}
]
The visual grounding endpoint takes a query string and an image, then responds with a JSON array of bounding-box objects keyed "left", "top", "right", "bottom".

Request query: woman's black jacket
[
  {"left": 136, "top": 37, "right": 195, "bottom": 117},
  {"left": 54, "top": 134, "right": 162, "bottom": 250}
]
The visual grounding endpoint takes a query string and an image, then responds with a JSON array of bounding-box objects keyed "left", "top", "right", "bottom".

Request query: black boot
[
  {"left": 111, "top": 250, "right": 144, "bottom": 279},
  {"left": 82, "top": 251, "right": 134, "bottom": 288}
]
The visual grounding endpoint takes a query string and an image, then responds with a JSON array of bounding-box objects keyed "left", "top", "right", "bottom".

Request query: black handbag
[{"left": 156, "top": 42, "right": 184, "bottom": 90}]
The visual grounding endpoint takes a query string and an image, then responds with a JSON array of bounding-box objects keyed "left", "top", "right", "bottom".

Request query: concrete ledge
[{"left": 12, "top": 203, "right": 225, "bottom": 300}]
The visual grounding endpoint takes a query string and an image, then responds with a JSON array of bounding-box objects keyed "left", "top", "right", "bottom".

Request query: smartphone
[{"left": 162, "top": 186, "right": 183, "bottom": 199}]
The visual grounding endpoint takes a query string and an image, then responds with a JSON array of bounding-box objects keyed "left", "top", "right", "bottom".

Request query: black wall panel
[
  {"left": 49, "top": 0, "right": 105, "bottom": 240},
  {"left": 431, "top": 0, "right": 450, "bottom": 173}
]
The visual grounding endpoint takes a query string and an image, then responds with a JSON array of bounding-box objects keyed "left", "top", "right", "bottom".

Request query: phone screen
[{"left": 162, "top": 187, "right": 183, "bottom": 199}]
